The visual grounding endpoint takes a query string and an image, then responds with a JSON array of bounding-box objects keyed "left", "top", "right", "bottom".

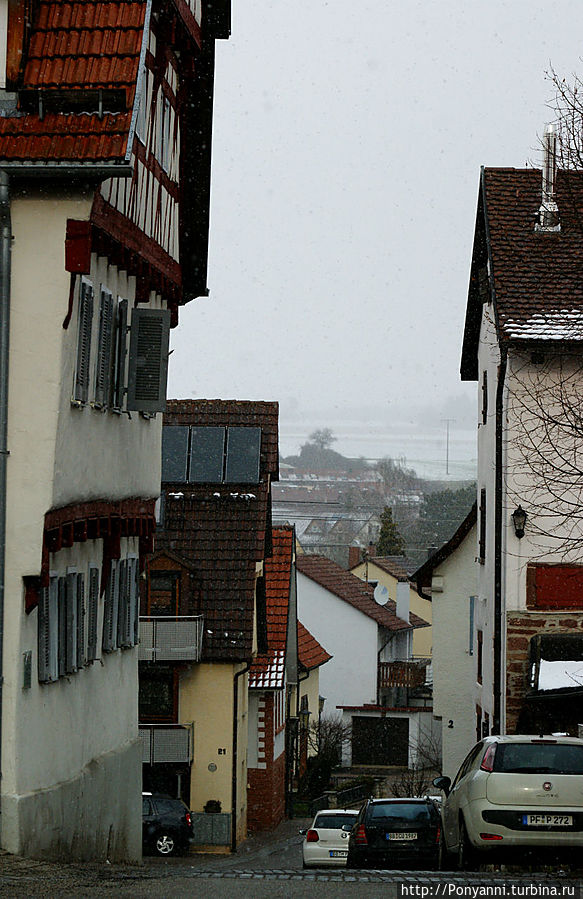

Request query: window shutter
[
  {"left": 112, "top": 298, "right": 128, "bottom": 411},
  {"left": 103, "top": 561, "right": 119, "bottom": 652},
  {"left": 117, "top": 559, "right": 130, "bottom": 648},
  {"left": 73, "top": 280, "right": 93, "bottom": 404},
  {"left": 65, "top": 572, "right": 78, "bottom": 674},
  {"left": 58, "top": 577, "right": 67, "bottom": 677},
  {"left": 126, "top": 308, "right": 171, "bottom": 413},
  {"left": 129, "top": 558, "right": 139, "bottom": 647},
  {"left": 38, "top": 585, "right": 50, "bottom": 683},
  {"left": 87, "top": 567, "right": 99, "bottom": 661},
  {"left": 94, "top": 288, "right": 114, "bottom": 408},
  {"left": 76, "top": 573, "right": 86, "bottom": 669}
]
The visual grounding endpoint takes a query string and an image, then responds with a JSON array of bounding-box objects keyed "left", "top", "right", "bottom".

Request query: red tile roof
[
  {"left": 296, "top": 554, "right": 426, "bottom": 630},
  {"left": 0, "top": 0, "right": 145, "bottom": 164},
  {"left": 249, "top": 526, "right": 294, "bottom": 689},
  {"left": 356, "top": 556, "right": 409, "bottom": 580},
  {"left": 297, "top": 620, "right": 332, "bottom": 671},
  {"left": 157, "top": 399, "right": 279, "bottom": 662},
  {"left": 462, "top": 168, "right": 583, "bottom": 378}
]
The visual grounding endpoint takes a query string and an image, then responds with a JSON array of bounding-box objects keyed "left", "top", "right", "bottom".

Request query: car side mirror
[
  {"left": 432, "top": 775, "right": 451, "bottom": 796},
  {"left": 298, "top": 828, "right": 307, "bottom": 835}
]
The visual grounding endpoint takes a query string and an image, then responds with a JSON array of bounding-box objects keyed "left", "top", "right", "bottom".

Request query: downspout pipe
[
  {"left": 493, "top": 348, "right": 507, "bottom": 735},
  {"left": 231, "top": 661, "right": 250, "bottom": 852},
  {"left": 0, "top": 171, "right": 11, "bottom": 798}
]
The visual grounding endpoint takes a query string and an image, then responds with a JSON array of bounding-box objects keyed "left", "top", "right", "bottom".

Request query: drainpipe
[
  {"left": 493, "top": 348, "right": 507, "bottom": 735},
  {"left": 0, "top": 172, "right": 11, "bottom": 798},
  {"left": 231, "top": 661, "right": 250, "bottom": 852}
]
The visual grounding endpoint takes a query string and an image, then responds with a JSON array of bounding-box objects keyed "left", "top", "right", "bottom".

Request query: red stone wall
[
  {"left": 247, "top": 692, "right": 287, "bottom": 831},
  {"left": 506, "top": 611, "right": 583, "bottom": 733}
]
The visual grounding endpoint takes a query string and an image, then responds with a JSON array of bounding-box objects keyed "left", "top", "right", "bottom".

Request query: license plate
[
  {"left": 329, "top": 850, "right": 347, "bottom": 857},
  {"left": 522, "top": 814, "right": 573, "bottom": 827},
  {"left": 387, "top": 832, "right": 417, "bottom": 841}
]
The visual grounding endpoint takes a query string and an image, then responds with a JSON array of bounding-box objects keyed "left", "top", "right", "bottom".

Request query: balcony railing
[
  {"left": 378, "top": 658, "right": 431, "bottom": 689},
  {"left": 139, "top": 723, "right": 194, "bottom": 764},
  {"left": 139, "top": 615, "right": 204, "bottom": 662}
]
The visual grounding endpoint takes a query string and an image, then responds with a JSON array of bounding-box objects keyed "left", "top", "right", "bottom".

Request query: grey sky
[{"left": 168, "top": 1, "right": 583, "bottom": 440}]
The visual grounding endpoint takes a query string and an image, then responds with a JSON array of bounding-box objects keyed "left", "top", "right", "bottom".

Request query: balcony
[
  {"left": 139, "top": 615, "right": 204, "bottom": 662},
  {"left": 139, "top": 723, "right": 194, "bottom": 764},
  {"left": 378, "top": 658, "right": 430, "bottom": 689}
]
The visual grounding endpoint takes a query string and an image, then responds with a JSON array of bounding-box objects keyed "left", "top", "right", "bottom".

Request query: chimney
[
  {"left": 396, "top": 578, "right": 410, "bottom": 624},
  {"left": 537, "top": 124, "right": 560, "bottom": 232}
]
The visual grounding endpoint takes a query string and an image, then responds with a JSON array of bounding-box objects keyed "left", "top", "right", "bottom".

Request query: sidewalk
[{"left": 235, "top": 814, "right": 311, "bottom": 856}]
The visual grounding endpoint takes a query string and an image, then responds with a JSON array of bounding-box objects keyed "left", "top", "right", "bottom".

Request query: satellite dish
[{"left": 373, "top": 584, "right": 389, "bottom": 605}]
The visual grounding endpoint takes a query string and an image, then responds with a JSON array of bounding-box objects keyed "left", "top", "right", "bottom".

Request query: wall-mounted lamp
[
  {"left": 512, "top": 505, "right": 527, "bottom": 539},
  {"left": 298, "top": 707, "right": 311, "bottom": 731}
]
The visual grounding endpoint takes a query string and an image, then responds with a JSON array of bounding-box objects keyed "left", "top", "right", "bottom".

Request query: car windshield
[
  {"left": 368, "top": 803, "right": 431, "bottom": 824},
  {"left": 314, "top": 813, "right": 357, "bottom": 829},
  {"left": 493, "top": 743, "right": 583, "bottom": 774}
]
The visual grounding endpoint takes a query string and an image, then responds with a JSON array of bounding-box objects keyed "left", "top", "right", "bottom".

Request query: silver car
[{"left": 433, "top": 734, "right": 583, "bottom": 869}]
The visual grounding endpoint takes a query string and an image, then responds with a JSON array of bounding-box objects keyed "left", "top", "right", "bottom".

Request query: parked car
[
  {"left": 300, "top": 808, "right": 360, "bottom": 867},
  {"left": 433, "top": 734, "right": 583, "bottom": 869},
  {"left": 142, "top": 792, "right": 194, "bottom": 856},
  {"left": 346, "top": 798, "right": 441, "bottom": 869}
]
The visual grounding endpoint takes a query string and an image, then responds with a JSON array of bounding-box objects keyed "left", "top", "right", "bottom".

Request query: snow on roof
[
  {"left": 537, "top": 659, "right": 583, "bottom": 691},
  {"left": 504, "top": 309, "right": 583, "bottom": 340}
]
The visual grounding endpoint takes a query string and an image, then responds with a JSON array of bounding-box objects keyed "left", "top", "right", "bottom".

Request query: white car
[
  {"left": 433, "top": 734, "right": 583, "bottom": 869},
  {"left": 300, "top": 808, "right": 359, "bottom": 868}
]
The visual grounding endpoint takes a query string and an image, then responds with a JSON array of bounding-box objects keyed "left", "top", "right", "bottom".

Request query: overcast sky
[{"left": 168, "top": 0, "right": 583, "bottom": 450}]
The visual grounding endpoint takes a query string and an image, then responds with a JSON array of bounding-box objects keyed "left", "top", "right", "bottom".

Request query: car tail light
[
  {"left": 435, "top": 825, "right": 441, "bottom": 844},
  {"left": 354, "top": 824, "right": 368, "bottom": 845},
  {"left": 185, "top": 812, "right": 192, "bottom": 827},
  {"left": 306, "top": 829, "right": 319, "bottom": 842},
  {"left": 480, "top": 833, "right": 503, "bottom": 841},
  {"left": 480, "top": 743, "right": 497, "bottom": 772}
]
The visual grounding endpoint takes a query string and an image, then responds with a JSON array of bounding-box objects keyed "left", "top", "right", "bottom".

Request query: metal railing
[
  {"left": 139, "top": 722, "right": 194, "bottom": 764},
  {"left": 378, "top": 658, "right": 430, "bottom": 689},
  {"left": 138, "top": 615, "right": 204, "bottom": 662}
]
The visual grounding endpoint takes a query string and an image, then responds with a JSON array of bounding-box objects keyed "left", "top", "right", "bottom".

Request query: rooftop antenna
[{"left": 536, "top": 124, "right": 560, "bottom": 232}]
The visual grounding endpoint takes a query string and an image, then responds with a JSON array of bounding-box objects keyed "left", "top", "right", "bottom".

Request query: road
[{"left": 0, "top": 821, "right": 580, "bottom": 898}]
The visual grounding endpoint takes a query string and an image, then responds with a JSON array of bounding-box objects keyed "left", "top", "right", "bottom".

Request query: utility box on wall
[{"left": 191, "top": 812, "right": 231, "bottom": 846}]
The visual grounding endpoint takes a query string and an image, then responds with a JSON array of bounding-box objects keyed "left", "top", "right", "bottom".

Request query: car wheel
[
  {"left": 457, "top": 819, "right": 476, "bottom": 871},
  {"left": 154, "top": 832, "right": 177, "bottom": 856}
]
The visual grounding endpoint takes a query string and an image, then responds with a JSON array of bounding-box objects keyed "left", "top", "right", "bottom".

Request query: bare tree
[
  {"left": 389, "top": 731, "right": 442, "bottom": 799},
  {"left": 309, "top": 428, "right": 337, "bottom": 450}
]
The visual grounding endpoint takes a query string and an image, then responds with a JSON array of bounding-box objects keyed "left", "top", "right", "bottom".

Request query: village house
[
  {"left": 295, "top": 554, "right": 436, "bottom": 769},
  {"left": 143, "top": 399, "right": 279, "bottom": 850},
  {"left": 0, "top": 0, "right": 228, "bottom": 860},
  {"left": 459, "top": 132, "right": 583, "bottom": 739}
]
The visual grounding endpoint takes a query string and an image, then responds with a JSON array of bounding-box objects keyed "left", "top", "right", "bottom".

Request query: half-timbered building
[{"left": 0, "top": 0, "right": 229, "bottom": 859}]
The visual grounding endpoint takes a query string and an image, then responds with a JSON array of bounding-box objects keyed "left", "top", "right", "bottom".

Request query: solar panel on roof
[
  {"left": 189, "top": 427, "right": 225, "bottom": 482},
  {"left": 161, "top": 426, "right": 189, "bottom": 482},
  {"left": 225, "top": 427, "right": 261, "bottom": 484}
]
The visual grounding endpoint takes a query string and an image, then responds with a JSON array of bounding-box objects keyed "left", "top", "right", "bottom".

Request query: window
[
  {"left": 162, "top": 425, "right": 262, "bottom": 484},
  {"left": 469, "top": 595, "right": 475, "bottom": 655},
  {"left": 481, "top": 370, "right": 488, "bottom": 424},
  {"left": 148, "top": 570, "right": 180, "bottom": 616},
  {"left": 477, "top": 629, "right": 483, "bottom": 684},
  {"left": 73, "top": 278, "right": 93, "bottom": 405},
  {"left": 139, "top": 667, "right": 177, "bottom": 721},
  {"left": 38, "top": 570, "right": 91, "bottom": 684},
  {"left": 478, "top": 488, "right": 486, "bottom": 563},
  {"left": 126, "top": 307, "right": 171, "bottom": 413}
]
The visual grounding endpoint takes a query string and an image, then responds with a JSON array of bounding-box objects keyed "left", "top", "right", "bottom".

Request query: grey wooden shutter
[
  {"left": 65, "top": 572, "right": 78, "bottom": 674},
  {"left": 58, "top": 577, "right": 67, "bottom": 677},
  {"left": 38, "top": 585, "right": 50, "bottom": 683},
  {"left": 129, "top": 558, "right": 139, "bottom": 647},
  {"left": 94, "top": 288, "right": 114, "bottom": 408},
  {"left": 73, "top": 280, "right": 93, "bottom": 404},
  {"left": 87, "top": 567, "right": 99, "bottom": 661},
  {"left": 117, "top": 559, "right": 130, "bottom": 648},
  {"left": 112, "top": 298, "right": 128, "bottom": 410},
  {"left": 103, "top": 561, "right": 119, "bottom": 652},
  {"left": 126, "top": 308, "right": 171, "bottom": 412},
  {"left": 76, "top": 573, "right": 86, "bottom": 668}
]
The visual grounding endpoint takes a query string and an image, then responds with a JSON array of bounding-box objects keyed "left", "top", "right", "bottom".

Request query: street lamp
[{"left": 512, "top": 505, "right": 527, "bottom": 539}]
